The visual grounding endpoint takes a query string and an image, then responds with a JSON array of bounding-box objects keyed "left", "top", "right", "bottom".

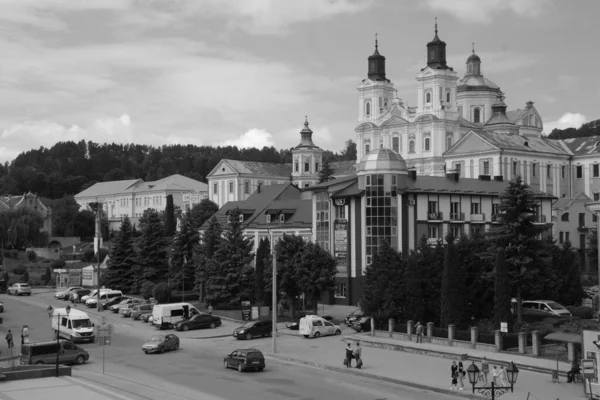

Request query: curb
[
  {"left": 184, "top": 334, "right": 232, "bottom": 340},
  {"left": 0, "top": 355, "right": 20, "bottom": 362},
  {"left": 267, "top": 354, "right": 481, "bottom": 400}
]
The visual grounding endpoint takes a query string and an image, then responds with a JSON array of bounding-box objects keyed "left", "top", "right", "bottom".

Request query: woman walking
[
  {"left": 450, "top": 361, "right": 458, "bottom": 390},
  {"left": 457, "top": 361, "right": 465, "bottom": 390}
]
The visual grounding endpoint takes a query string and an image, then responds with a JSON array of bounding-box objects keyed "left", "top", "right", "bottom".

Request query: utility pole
[{"left": 95, "top": 203, "right": 103, "bottom": 312}]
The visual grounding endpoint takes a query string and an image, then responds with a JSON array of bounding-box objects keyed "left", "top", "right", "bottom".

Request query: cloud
[
  {"left": 219, "top": 128, "right": 276, "bottom": 149},
  {"left": 543, "top": 112, "right": 588, "bottom": 134},
  {"left": 423, "top": 0, "right": 550, "bottom": 23}
]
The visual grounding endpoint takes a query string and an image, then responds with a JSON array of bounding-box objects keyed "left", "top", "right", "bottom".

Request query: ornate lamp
[
  {"left": 467, "top": 361, "right": 480, "bottom": 385},
  {"left": 506, "top": 362, "right": 519, "bottom": 385},
  {"left": 468, "top": 360, "right": 517, "bottom": 399}
]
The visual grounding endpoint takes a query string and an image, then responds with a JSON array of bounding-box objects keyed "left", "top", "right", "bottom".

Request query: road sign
[
  {"left": 500, "top": 322, "right": 508, "bottom": 333},
  {"left": 582, "top": 358, "right": 596, "bottom": 379},
  {"left": 96, "top": 323, "right": 114, "bottom": 337}
]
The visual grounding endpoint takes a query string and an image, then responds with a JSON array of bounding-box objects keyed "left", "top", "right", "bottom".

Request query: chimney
[{"left": 408, "top": 170, "right": 417, "bottom": 180}]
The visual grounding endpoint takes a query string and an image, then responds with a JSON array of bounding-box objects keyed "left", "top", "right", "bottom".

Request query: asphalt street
[{"left": 0, "top": 292, "right": 455, "bottom": 400}]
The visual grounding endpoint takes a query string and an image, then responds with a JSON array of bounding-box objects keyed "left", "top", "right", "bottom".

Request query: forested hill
[
  {"left": 0, "top": 140, "right": 357, "bottom": 199},
  {"left": 547, "top": 119, "right": 600, "bottom": 139}
]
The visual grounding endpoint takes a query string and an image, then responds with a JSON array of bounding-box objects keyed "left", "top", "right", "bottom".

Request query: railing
[
  {"left": 449, "top": 212, "right": 464, "bottom": 221},
  {"left": 427, "top": 212, "right": 443, "bottom": 221},
  {"left": 470, "top": 213, "right": 485, "bottom": 222}
]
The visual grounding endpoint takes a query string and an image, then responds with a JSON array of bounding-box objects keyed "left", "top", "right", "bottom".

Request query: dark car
[
  {"left": 141, "top": 313, "right": 152, "bottom": 323},
  {"left": 101, "top": 296, "right": 128, "bottom": 310},
  {"left": 142, "top": 334, "right": 179, "bottom": 354},
  {"left": 350, "top": 317, "right": 372, "bottom": 332},
  {"left": 286, "top": 314, "right": 333, "bottom": 330},
  {"left": 0, "top": 301, "right": 4, "bottom": 313},
  {"left": 233, "top": 320, "right": 272, "bottom": 340},
  {"left": 224, "top": 348, "right": 265, "bottom": 372},
  {"left": 344, "top": 309, "right": 364, "bottom": 325},
  {"left": 175, "top": 314, "right": 222, "bottom": 331},
  {"left": 131, "top": 304, "right": 154, "bottom": 320},
  {"left": 70, "top": 289, "right": 91, "bottom": 303}
]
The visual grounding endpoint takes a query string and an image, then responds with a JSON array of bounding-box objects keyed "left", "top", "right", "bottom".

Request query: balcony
[
  {"left": 426, "top": 237, "right": 442, "bottom": 246},
  {"left": 427, "top": 212, "right": 443, "bottom": 221},
  {"left": 532, "top": 215, "right": 547, "bottom": 224},
  {"left": 449, "top": 212, "right": 464, "bottom": 222},
  {"left": 470, "top": 213, "right": 486, "bottom": 223}
]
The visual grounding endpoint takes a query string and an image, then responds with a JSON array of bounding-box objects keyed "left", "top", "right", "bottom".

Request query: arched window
[
  {"left": 446, "top": 92, "right": 451, "bottom": 103},
  {"left": 426, "top": 92, "right": 431, "bottom": 103},
  {"left": 424, "top": 137, "right": 430, "bottom": 151},
  {"left": 365, "top": 102, "right": 371, "bottom": 116},
  {"left": 365, "top": 143, "right": 370, "bottom": 153},
  {"left": 473, "top": 107, "right": 481, "bottom": 123},
  {"left": 409, "top": 140, "right": 415, "bottom": 153},
  {"left": 392, "top": 137, "right": 399, "bottom": 153},
  {"left": 561, "top": 212, "right": 569, "bottom": 222},
  {"left": 446, "top": 135, "right": 453, "bottom": 150}
]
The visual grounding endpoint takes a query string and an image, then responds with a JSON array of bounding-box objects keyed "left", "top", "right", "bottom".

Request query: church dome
[
  {"left": 467, "top": 53, "right": 481, "bottom": 63},
  {"left": 357, "top": 146, "right": 407, "bottom": 174},
  {"left": 457, "top": 75, "right": 500, "bottom": 91}
]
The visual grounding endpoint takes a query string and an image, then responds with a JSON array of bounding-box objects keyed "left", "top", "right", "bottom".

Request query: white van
[
  {"left": 151, "top": 303, "right": 200, "bottom": 329},
  {"left": 51, "top": 308, "right": 95, "bottom": 343},
  {"left": 85, "top": 290, "right": 123, "bottom": 307},
  {"left": 81, "top": 288, "right": 111, "bottom": 303},
  {"left": 299, "top": 315, "right": 342, "bottom": 338}
]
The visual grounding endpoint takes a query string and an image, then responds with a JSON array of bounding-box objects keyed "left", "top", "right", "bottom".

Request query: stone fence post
[
  {"left": 531, "top": 331, "right": 540, "bottom": 357},
  {"left": 448, "top": 324, "right": 456, "bottom": 346},
  {"left": 470, "top": 326, "right": 479, "bottom": 349},
  {"left": 494, "top": 330, "right": 503, "bottom": 352},
  {"left": 518, "top": 331, "right": 526, "bottom": 355},
  {"left": 388, "top": 318, "right": 395, "bottom": 338},
  {"left": 427, "top": 322, "right": 434, "bottom": 343},
  {"left": 407, "top": 320, "right": 414, "bottom": 341},
  {"left": 568, "top": 342, "right": 575, "bottom": 362}
]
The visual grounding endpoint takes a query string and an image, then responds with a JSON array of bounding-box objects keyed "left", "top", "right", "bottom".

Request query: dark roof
[
  {"left": 250, "top": 199, "right": 312, "bottom": 230},
  {"left": 331, "top": 181, "right": 364, "bottom": 198},
  {"left": 330, "top": 160, "right": 357, "bottom": 177},
  {"left": 302, "top": 175, "right": 357, "bottom": 191},
  {"left": 222, "top": 160, "right": 292, "bottom": 177},
  {"left": 407, "top": 176, "right": 556, "bottom": 198},
  {"left": 476, "top": 131, "right": 569, "bottom": 155},
  {"left": 562, "top": 137, "right": 600, "bottom": 156}
]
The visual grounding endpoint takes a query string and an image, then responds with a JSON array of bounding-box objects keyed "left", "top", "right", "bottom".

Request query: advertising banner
[{"left": 334, "top": 219, "right": 348, "bottom": 275}]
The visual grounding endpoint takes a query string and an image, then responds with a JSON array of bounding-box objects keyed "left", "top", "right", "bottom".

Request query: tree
[
  {"left": 194, "top": 216, "right": 222, "bottom": 301},
  {"left": 493, "top": 248, "right": 513, "bottom": 329},
  {"left": 318, "top": 161, "right": 335, "bottom": 183},
  {"left": 169, "top": 214, "right": 197, "bottom": 292},
  {"left": 404, "top": 253, "right": 424, "bottom": 322},
  {"left": 104, "top": 217, "right": 136, "bottom": 292},
  {"left": 552, "top": 241, "right": 586, "bottom": 306},
  {"left": 188, "top": 199, "right": 219, "bottom": 230},
  {"left": 133, "top": 209, "right": 168, "bottom": 293},
  {"left": 360, "top": 241, "right": 405, "bottom": 323},
  {"left": 254, "top": 237, "right": 270, "bottom": 305},
  {"left": 340, "top": 139, "right": 357, "bottom": 161},
  {"left": 488, "top": 176, "right": 550, "bottom": 323},
  {"left": 22, "top": 270, "right": 29, "bottom": 283},
  {"left": 43, "top": 267, "right": 52, "bottom": 284},
  {"left": 164, "top": 194, "right": 176, "bottom": 237},
  {"left": 440, "top": 235, "right": 465, "bottom": 327},
  {"left": 204, "top": 208, "right": 254, "bottom": 306},
  {"left": 296, "top": 241, "right": 337, "bottom": 311},
  {"left": 587, "top": 230, "right": 597, "bottom": 280}
]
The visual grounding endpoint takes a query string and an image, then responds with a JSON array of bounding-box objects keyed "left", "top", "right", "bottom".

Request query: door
[
  {"left": 60, "top": 341, "right": 78, "bottom": 363},
  {"left": 196, "top": 315, "right": 210, "bottom": 328},
  {"left": 228, "top": 351, "right": 237, "bottom": 367},
  {"left": 324, "top": 321, "right": 336, "bottom": 336}
]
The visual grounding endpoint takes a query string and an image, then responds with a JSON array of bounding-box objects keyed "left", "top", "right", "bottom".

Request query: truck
[{"left": 151, "top": 303, "right": 200, "bottom": 329}]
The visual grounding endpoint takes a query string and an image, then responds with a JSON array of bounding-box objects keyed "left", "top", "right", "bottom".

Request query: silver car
[{"left": 8, "top": 283, "right": 32, "bottom": 296}]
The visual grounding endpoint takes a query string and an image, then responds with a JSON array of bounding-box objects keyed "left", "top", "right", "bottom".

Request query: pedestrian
[
  {"left": 208, "top": 304, "right": 213, "bottom": 316},
  {"left": 491, "top": 365, "right": 499, "bottom": 386},
  {"left": 415, "top": 322, "right": 423, "bottom": 343},
  {"left": 21, "top": 325, "right": 29, "bottom": 345},
  {"left": 5, "top": 330, "right": 13, "bottom": 349},
  {"left": 499, "top": 365, "right": 509, "bottom": 387},
  {"left": 567, "top": 360, "right": 581, "bottom": 383},
  {"left": 457, "top": 361, "right": 465, "bottom": 390},
  {"left": 450, "top": 361, "right": 458, "bottom": 390},
  {"left": 354, "top": 342, "right": 362, "bottom": 369},
  {"left": 345, "top": 343, "right": 353, "bottom": 368},
  {"left": 480, "top": 356, "right": 489, "bottom": 385}
]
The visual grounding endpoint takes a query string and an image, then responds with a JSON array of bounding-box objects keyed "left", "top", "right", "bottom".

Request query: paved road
[{"left": 0, "top": 292, "right": 455, "bottom": 400}]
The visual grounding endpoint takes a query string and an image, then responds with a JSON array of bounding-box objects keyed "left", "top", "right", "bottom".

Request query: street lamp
[
  {"left": 56, "top": 305, "right": 71, "bottom": 377},
  {"left": 467, "top": 361, "right": 519, "bottom": 399},
  {"left": 266, "top": 228, "right": 277, "bottom": 354}
]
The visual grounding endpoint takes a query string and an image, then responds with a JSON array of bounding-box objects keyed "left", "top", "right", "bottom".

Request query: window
[
  {"left": 428, "top": 225, "right": 438, "bottom": 238},
  {"left": 266, "top": 215, "right": 271, "bottom": 223},
  {"left": 295, "top": 161, "right": 299, "bottom": 172},
  {"left": 565, "top": 232, "right": 570, "bottom": 243},
  {"left": 428, "top": 201, "right": 438, "bottom": 213},
  {"left": 316, "top": 192, "right": 330, "bottom": 251},
  {"left": 365, "top": 143, "right": 370, "bottom": 153},
  {"left": 562, "top": 165, "right": 566, "bottom": 179},
  {"left": 579, "top": 213, "right": 585, "bottom": 227},
  {"left": 561, "top": 213, "right": 569, "bottom": 222},
  {"left": 365, "top": 102, "right": 371, "bottom": 116},
  {"left": 450, "top": 225, "right": 461, "bottom": 238},
  {"left": 304, "top": 183, "right": 309, "bottom": 188},
  {"left": 279, "top": 214, "right": 285, "bottom": 223},
  {"left": 547, "top": 164, "right": 552, "bottom": 178},
  {"left": 483, "top": 161, "right": 490, "bottom": 175},
  {"left": 532, "top": 163, "right": 537, "bottom": 177},
  {"left": 450, "top": 202, "right": 460, "bottom": 219},
  {"left": 244, "top": 181, "right": 250, "bottom": 194},
  {"left": 426, "top": 92, "right": 431, "bottom": 103},
  {"left": 512, "top": 161, "right": 518, "bottom": 176},
  {"left": 455, "top": 163, "right": 462, "bottom": 176},
  {"left": 446, "top": 92, "right": 450, "bottom": 103},
  {"left": 473, "top": 107, "right": 481, "bottom": 123},
  {"left": 304, "top": 161, "right": 310, "bottom": 172},
  {"left": 334, "top": 283, "right": 347, "bottom": 298},
  {"left": 409, "top": 140, "right": 415, "bottom": 153},
  {"left": 336, "top": 206, "right": 346, "bottom": 220},
  {"left": 424, "top": 137, "right": 430, "bottom": 151},
  {"left": 595, "top": 193, "right": 600, "bottom": 201},
  {"left": 229, "top": 182, "right": 234, "bottom": 193},
  {"left": 471, "top": 203, "right": 480, "bottom": 214},
  {"left": 446, "top": 135, "right": 453, "bottom": 150},
  {"left": 594, "top": 164, "right": 599, "bottom": 178},
  {"left": 365, "top": 174, "right": 399, "bottom": 258},
  {"left": 315, "top": 162, "right": 319, "bottom": 172},
  {"left": 576, "top": 165, "right": 583, "bottom": 179},
  {"left": 392, "top": 137, "right": 399, "bottom": 153}
]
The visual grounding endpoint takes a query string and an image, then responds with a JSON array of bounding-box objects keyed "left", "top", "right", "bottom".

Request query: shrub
[
  {"left": 11, "top": 266, "right": 27, "bottom": 275},
  {"left": 11, "top": 250, "right": 19, "bottom": 258},
  {"left": 51, "top": 260, "right": 66, "bottom": 269},
  {"left": 558, "top": 319, "right": 600, "bottom": 333},
  {"left": 573, "top": 306, "right": 595, "bottom": 319},
  {"left": 82, "top": 249, "right": 95, "bottom": 262},
  {"left": 27, "top": 251, "right": 37, "bottom": 262},
  {"left": 140, "top": 282, "right": 155, "bottom": 300},
  {"left": 22, "top": 271, "right": 29, "bottom": 283},
  {"left": 152, "top": 282, "right": 171, "bottom": 304},
  {"left": 566, "top": 305, "right": 577, "bottom": 314}
]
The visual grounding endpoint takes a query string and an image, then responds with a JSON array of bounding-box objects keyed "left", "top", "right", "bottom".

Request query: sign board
[
  {"left": 241, "top": 301, "right": 251, "bottom": 321},
  {"left": 500, "top": 322, "right": 508, "bottom": 333},
  {"left": 96, "top": 323, "right": 114, "bottom": 337},
  {"left": 334, "top": 219, "right": 348, "bottom": 265},
  {"left": 583, "top": 358, "right": 597, "bottom": 380},
  {"left": 251, "top": 306, "right": 259, "bottom": 320}
]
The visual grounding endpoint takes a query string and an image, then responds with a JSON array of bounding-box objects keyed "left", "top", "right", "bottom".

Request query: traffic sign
[
  {"left": 96, "top": 323, "right": 114, "bottom": 337},
  {"left": 582, "top": 358, "right": 596, "bottom": 379}
]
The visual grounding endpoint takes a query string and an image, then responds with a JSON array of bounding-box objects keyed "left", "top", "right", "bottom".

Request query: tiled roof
[
  {"left": 457, "top": 117, "right": 480, "bottom": 129},
  {"left": 224, "top": 160, "right": 292, "bottom": 177},
  {"left": 331, "top": 181, "right": 364, "bottom": 198},
  {"left": 330, "top": 160, "right": 357, "bottom": 177},
  {"left": 75, "top": 179, "right": 141, "bottom": 198},
  {"left": 407, "top": 175, "right": 555, "bottom": 198},
  {"left": 249, "top": 199, "right": 312, "bottom": 230},
  {"left": 562, "top": 137, "right": 600, "bottom": 156},
  {"left": 134, "top": 174, "right": 207, "bottom": 193},
  {"left": 476, "top": 131, "right": 569, "bottom": 155},
  {"left": 301, "top": 175, "right": 357, "bottom": 190}
]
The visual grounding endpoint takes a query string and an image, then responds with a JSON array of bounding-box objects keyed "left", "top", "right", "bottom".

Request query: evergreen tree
[
  {"left": 297, "top": 241, "right": 338, "bottom": 310},
  {"left": 493, "top": 248, "right": 513, "bottom": 329},
  {"left": 194, "top": 216, "right": 222, "bottom": 301},
  {"left": 404, "top": 252, "right": 424, "bottom": 322},
  {"left": 360, "top": 241, "right": 405, "bottom": 322},
  {"left": 205, "top": 208, "right": 254, "bottom": 306},
  {"left": 133, "top": 209, "right": 168, "bottom": 293},
  {"left": 164, "top": 194, "right": 176, "bottom": 236},
  {"left": 189, "top": 199, "right": 219, "bottom": 230},
  {"left": 553, "top": 241, "right": 586, "bottom": 306},
  {"left": 416, "top": 235, "right": 444, "bottom": 323},
  {"left": 440, "top": 235, "right": 464, "bottom": 326},
  {"left": 169, "top": 214, "right": 197, "bottom": 292},
  {"left": 254, "top": 237, "right": 270, "bottom": 305},
  {"left": 318, "top": 161, "right": 335, "bottom": 183},
  {"left": 104, "top": 216, "right": 135, "bottom": 292}
]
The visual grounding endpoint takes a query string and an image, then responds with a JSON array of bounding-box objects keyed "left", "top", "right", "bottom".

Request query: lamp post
[
  {"left": 55, "top": 305, "right": 71, "bottom": 377},
  {"left": 466, "top": 361, "right": 519, "bottom": 399},
  {"left": 94, "top": 202, "right": 103, "bottom": 312}
]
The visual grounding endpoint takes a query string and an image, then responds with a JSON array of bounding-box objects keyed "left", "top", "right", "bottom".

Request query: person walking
[
  {"left": 480, "top": 356, "right": 489, "bottom": 385},
  {"left": 208, "top": 304, "right": 213, "bottom": 316},
  {"left": 5, "top": 330, "right": 13, "bottom": 349},
  {"left": 345, "top": 343, "right": 354, "bottom": 368},
  {"left": 415, "top": 322, "right": 423, "bottom": 343},
  {"left": 450, "top": 361, "right": 458, "bottom": 390},
  {"left": 457, "top": 361, "right": 465, "bottom": 390},
  {"left": 21, "top": 325, "right": 29, "bottom": 345},
  {"left": 499, "top": 365, "right": 509, "bottom": 387},
  {"left": 491, "top": 365, "right": 499, "bottom": 386},
  {"left": 354, "top": 342, "right": 362, "bottom": 369}
]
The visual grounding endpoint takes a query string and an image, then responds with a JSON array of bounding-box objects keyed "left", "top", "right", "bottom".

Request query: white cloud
[
  {"left": 424, "top": 0, "right": 550, "bottom": 24},
  {"left": 543, "top": 112, "right": 588, "bottom": 134},
  {"left": 219, "top": 128, "right": 276, "bottom": 148}
]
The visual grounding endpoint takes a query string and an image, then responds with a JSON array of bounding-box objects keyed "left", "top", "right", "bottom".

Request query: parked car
[
  {"left": 130, "top": 304, "right": 155, "bottom": 320},
  {"left": 0, "top": 301, "right": 4, "bottom": 313},
  {"left": 142, "top": 334, "right": 179, "bottom": 354},
  {"left": 175, "top": 314, "right": 222, "bottom": 331},
  {"left": 85, "top": 290, "right": 123, "bottom": 308},
  {"left": 70, "top": 289, "right": 91, "bottom": 303},
  {"left": 141, "top": 313, "right": 153, "bottom": 323},
  {"left": 81, "top": 288, "right": 111, "bottom": 303},
  {"left": 299, "top": 315, "right": 342, "bottom": 338},
  {"left": 54, "top": 286, "right": 83, "bottom": 300},
  {"left": 350, "top": 317, "right": 372, "bottom": 332},
  {"left": 101, "top": 296, "right": 128, "bottom": 310},
  {"left": 344, "top": 309, "right": 363, "bottom": 325},
  {"left": 111, "top": 298, "right": 142, "bottom": 313},
  {"left": 224, "top": 348, "right": 265, "bottom": 372},
  {"left": 233, "top": 320, "right": 272, "bottom": 340},
  {"left": 8, "top": 283, "right": 32, "bottom": 296},
  {"left": 518, "top": 300, "right": 572, "bottom": 317},
  {"left": 286, "top": 314, "right": 333, "bottom": 330}
]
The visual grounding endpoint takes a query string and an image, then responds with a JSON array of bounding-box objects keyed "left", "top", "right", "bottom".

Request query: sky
[{"left": 1, "top": 0, "right": 599, "bottom": 164}]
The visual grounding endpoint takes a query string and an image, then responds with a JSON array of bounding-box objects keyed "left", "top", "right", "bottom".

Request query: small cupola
[
  {"left": 465, "top": 43, "right": 481, "bottom": 76},
  {"left": 296, "top": 116, "right": 316, "bottom": 148},
  {"left": 367, "top": 34, "right": 387, "bottom": 81},
  {"left": 426, "top": 18, "right": 450, "bottom": 70}
]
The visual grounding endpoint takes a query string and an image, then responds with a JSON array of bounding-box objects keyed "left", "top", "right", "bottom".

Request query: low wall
[
  {"left": 354, "top": 335, "right": 469, "bottom": 361},
  {"left": 0, "top": 365, "right": 71, "bottom": 381},
  {"left": 373, "top": 330, "right": 497, "bottom": 353}
]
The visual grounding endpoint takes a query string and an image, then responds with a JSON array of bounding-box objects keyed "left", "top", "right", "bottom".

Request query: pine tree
[
  {"left": 104, "top": 216, "right": 136, "bottom": 292},
  {"left": 254, "top": 238, "right": 270, "bottom": 305},
  {"left": 493, "top": 248, "right": 513, "bottom": 329},
  {"left": 189, "top": 199, "right": 219, "bottom": 230},
  {"left": 404, "top": 252, "right": 424, "bottom": 322},
  {"left": 553, "top": 242, "right": 586, "bottom": 306},
  {"left": 205, "top": 208, "right": 254, "bottom": 306},
  {"left": 318, "top": 161, "right": 335, "bottom": 183},
  {"left": 164, "top": 194, "right": 176, "bottom": 236},
  {"left": 169, "top": 214, "right": 198, "bottom": 292},
  {"left": 133, "top": 209, "right": 168, "bottom": 293},
  {"left": 440, "top": 234, "right": 464, "bottom": 326},
  {"left": 194, "top": 216, "right": 222, "bottom": 301}
]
